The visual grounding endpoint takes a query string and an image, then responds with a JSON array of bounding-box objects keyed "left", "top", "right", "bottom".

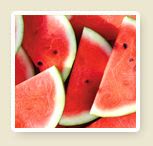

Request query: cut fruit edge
[
  {"left": 123, "top": 16, "right": 136, "bottom": 26},
  {"left": 86, "top": 112, "right": 136, "bottom": 128},
  {"left": 59, "top": 27, "right": 112, "bottom": 126},
  {"left": 43, "top": 66, "right": 65, "bottom": 128},
  {"left": 90, "top": 16, "right": 136, "bottom": 118},
  {"left": 83, "top": 27, "right": 112, "bottom": 56},
  {"left": 59, "top": 112, "right": 98, "bottom": 126},
  {"left": 15, "top": 66, "right": 65, "bottom": 128},
  {"left": 58, "top": 16, "right": 77, "bottom": 81},
  {"left": 15, "top": 15, "right": 24, "bottom": 53},
  {"left": 16, "top": 47, "right": 35, "bottom": 79},
  {"left": 90, "top": 102, "right": 136, "bottom": 118}
]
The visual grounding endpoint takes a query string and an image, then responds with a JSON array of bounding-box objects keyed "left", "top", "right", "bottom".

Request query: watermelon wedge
[
  {"left": 22, "top": 15, "right": 76, "bottom": 81},
  {"left": 59, "top": 27, "right": 112, "bottom": 126},
  {"left": 15, "top": 66, "right": 65, "bottom": 128},
  {"left": 90, "top": 17, "right": 136, "bottom": 117},
  {"left": 15, "top": 47, "right": 35, "bottom": 85},
  {"left": 68, "top": 15, "right": 136, "bottom": 44},
  {"left": 86, "top": 113, "right": 136, "bottom": 128},
  {"left": 15, "top": 15, "right": 24, "bottom": 53}
]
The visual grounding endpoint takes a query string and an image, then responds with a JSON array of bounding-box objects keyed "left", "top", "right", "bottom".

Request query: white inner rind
[
  {"left": 90, "top": 102, "right": 136, "bottom": 118},
  {"left": 123, "top": 16, "right": 136, "bottom": 26},
  {"left": 59, "top": 112, "right": 98, "bottom": 126},
  {"left": 59, "top": 27, "right": 112, "bottom": 126},
  {"left": 83, "top": 27, "right": 112, "bottom": 56},
  {"left": 15, "top": 15, "right": 24, "bottom": 53},
  {"left": 44, "top": 66, "right": 65, "bottom": 128},
  {"left": 54, "top": 16, "right": 77, "bottom": 81}
]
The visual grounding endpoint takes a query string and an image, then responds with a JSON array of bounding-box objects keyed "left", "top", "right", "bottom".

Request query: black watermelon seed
[
  {"left": 129, "top": 58, "right": 134, "bottom": 62},
  {"left": 123, "top": 43, "right": 128, "bottom": 49},
  {"left": 37, "top": 61, "right": 43, "bottom": 66},
  {"left": 85, "top": 80, "right": 90, "bottom": 83},
  {"left": 52, "top": 50, "right": 58, "bottom": 55}
]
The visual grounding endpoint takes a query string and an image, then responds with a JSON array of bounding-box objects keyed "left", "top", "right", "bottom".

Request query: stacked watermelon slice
[{"left": 14, "top": 14, "right": 137, "bottom": 129}]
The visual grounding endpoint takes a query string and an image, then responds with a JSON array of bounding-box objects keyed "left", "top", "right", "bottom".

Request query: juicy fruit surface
[
  {"left": 16, "top": 72, "right": 55, "bottom": 128},
  {"left": 22, "top": 15, "right": 76, "bottom": 81},
  {"left": 69, "top": 15, "right": 135, "bottom": 44},
  {"left": 60, "top": 28, "right": 111, "bottom": 125},
  {"left": 14, "top": 15, "right": 137, "bottom": 129},
  {"left": 15, "top": 47, "right": 34, "bottom": 85},
  {"left": 86, "top": 113, "right": 136, "bottom": 128},
  {"left": 91, "top": 17, "right": 136, "bottom": 117},
  {"left": 15, "top": 66, "right": 65, "bottom": 128}
]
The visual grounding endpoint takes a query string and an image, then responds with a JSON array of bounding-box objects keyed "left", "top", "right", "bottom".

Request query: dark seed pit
[
  {"left": 129, "top": 58, "right": 134, "bottom": 62},
  {"left": 85, "top": 80, "right": 90, "bottom": 83},
  {"left": 37, "top": 61, "right": 43, "bottom": 66},
  {"left": 123, "top": 43, "right": 128, "bottom": 49},
  {"left": 52, "top": 50, "right": 58, "bottom": 55}
]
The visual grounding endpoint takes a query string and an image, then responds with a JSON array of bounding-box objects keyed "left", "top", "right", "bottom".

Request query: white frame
[{"left": 11, "top": 11, "right": 140, "bottom": 132}]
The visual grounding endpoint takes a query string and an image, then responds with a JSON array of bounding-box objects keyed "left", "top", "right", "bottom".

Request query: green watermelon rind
[
  {"left": 83, "top": 27, "right": 112, "bottom": 55},
  {"left": 16, "top": 47, "right": 35, "bottom": 82},
  {"left": 59, "top": 27, "right": 112, "bottom": 126},
  {"left": 90, "top": 16, "right": 136, "bottom": 118},
  {"left": 44, "top": 66, "right": 65, "bottom": 128},
  {"left": 15, "top": 15, "right": 24, "bottom": 53},
  {"left": 59, "top": 16, "right": 77, "bottom": 81},
  {"left": 59, "top": 112, "right": 98, "bottom": 126},
  {"left": 123, "top": 16, "right": 136, "bottom": 26},
  {"left": 90, "top": 103, "right": 136, "bottom": 118}
]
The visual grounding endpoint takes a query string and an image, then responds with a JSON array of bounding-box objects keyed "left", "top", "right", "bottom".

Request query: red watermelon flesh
[
  {"left": 15, "top": 47, "right": 34, "bottom": 85},
  {"left": 90, "top": 17, "right": 136, "bottom": 117},
  {"left": 15, "top": 66, "right": 65, "bottom": 128},
  {"left": 68, "top": 15, "right": 136, "bottom": 44},
  {"left": 59, "top": 27, "right": 112, "bottom": 126},
  {"left": 86, "top": 113, "right": 136, "bottom": 128},
  {"left": 22, "top": 15, "right": 76, "bottom": 81}
]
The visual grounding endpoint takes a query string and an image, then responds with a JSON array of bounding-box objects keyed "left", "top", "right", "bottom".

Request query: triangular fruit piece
[
  {"left": 90, "top": 17, "right": 136, "bottom": 117},
  {"left": 22, "top": 15, "right": 76, "bottom": 81},
  {"left": 15, "top": 47, "right": 35, "bottom": 85},
  {"left": 59, "top": 27, "right": 112, "bottom": 126},
  {"left": 86, "top": 113, "right": 136, "bottom": 128},
  {"left": 15, "top": 15, "right": 24, "bottom": 53},
  {"left": 68, "top": 15, "right": 136, "bottom": 44},
  {"left": 15, "top": 66, "right": 65, "bottom": 128}
]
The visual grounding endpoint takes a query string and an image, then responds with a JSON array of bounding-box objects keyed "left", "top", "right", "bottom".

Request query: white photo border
[{"left": 11, "top": 11, "right": 140, "bottom": 132}]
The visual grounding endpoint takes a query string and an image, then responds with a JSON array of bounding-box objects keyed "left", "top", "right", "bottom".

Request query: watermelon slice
[
  {"left": 90, "top": 17, "right": 136, "bottom": 117},
  {"left": 22, "top": 15, "right": 76, "bottom": 81},
  {"left": 59, "top": 27, "right": 112, "bottom": 126},
  {"left": 68, "top": 15, "right": 136, "bottom": 44},
  {"left": 15, "top": 15, "right": 24, "bottom": 53},
  {"left": 15, "top": 47, "right": 34, "bottom": 85},
  {"left": 86, "top": 113, "right": 136, "bottom": 128},
  {"left": 15, "top": 66, "right": 65, "bottom": 128}
]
